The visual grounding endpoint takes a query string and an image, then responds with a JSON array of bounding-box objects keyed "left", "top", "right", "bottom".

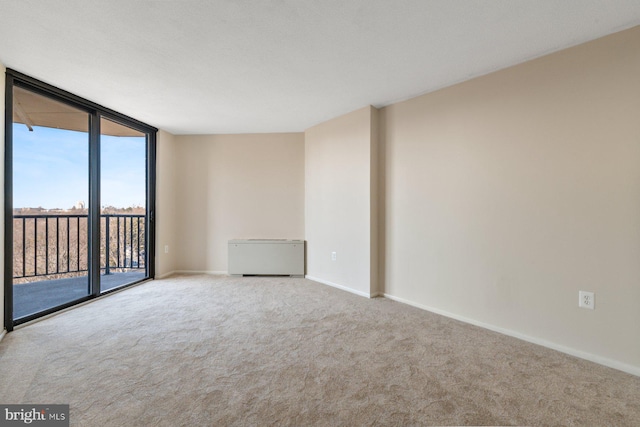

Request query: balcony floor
[{"left": 13, "top": 271, "right": 146, "bottom": 320}]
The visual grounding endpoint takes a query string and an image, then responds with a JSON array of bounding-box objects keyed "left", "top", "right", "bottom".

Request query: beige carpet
[{"left": 0, "top": 274, "right": 638, "bottom": 426}]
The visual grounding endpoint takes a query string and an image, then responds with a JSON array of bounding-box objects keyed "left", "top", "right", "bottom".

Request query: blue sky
[{"left": 13, "top": 124, "right": 146, "bottom": 210}]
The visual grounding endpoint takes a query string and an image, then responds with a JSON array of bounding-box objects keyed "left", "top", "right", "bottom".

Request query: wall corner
[{"left": 369, "top": 106, "right": 380, "bottom": 296}]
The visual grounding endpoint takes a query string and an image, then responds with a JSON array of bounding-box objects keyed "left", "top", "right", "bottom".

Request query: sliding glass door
[
  {"left": 11, "top": 86, "right": 92, "bottom": 319},
  {"left": 4, "top": 70, "right": 156, "bottom": 330}
]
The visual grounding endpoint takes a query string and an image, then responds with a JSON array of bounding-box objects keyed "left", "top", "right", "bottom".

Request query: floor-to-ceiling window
[
  {"left": 99, "top": 117, "right": 149, "bottom": 292},
  {"left": 4, "top": 69, "right": 156, "bottom": 330}
]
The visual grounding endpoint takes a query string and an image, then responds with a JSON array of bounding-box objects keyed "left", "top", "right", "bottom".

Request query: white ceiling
[{"left": 1, "top": 1, "right": 639, "bottom": 135}]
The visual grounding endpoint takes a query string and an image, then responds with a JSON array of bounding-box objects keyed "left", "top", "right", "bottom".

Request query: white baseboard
[
  {"left": 306, "top": 275, "right": 376, "bottom": 298},
  {"left": 156, "top": 270, "right": 178, "bottom": 279},
  {"left": 0, "top": 329, "right": 6, "bottom": 343},
  {"left": 383, "top": 293, "right": 640, "bottom": 378},
  {"left": 173, "top": 270, "right": 228, "bottom": 276}
]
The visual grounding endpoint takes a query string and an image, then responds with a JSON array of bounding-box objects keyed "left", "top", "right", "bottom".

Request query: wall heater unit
[{"left": 228, "top": 239, "right": 304, "bottom": 277}]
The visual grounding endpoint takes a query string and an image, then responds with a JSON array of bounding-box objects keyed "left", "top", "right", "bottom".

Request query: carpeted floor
[{"left": 0, "top": 274, "right": 639, "bottom": 426}]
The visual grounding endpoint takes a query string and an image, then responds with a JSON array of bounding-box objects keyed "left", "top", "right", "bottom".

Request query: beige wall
[
  {"left": 0, "top": 63, "right": 5, "bottom": 332},
  {"left": 155, "top": 130, "right": 178, "bottom": 277},
  {"left": 305, "top": 106, "right": 378, "bottom": 297},
  {"left": 381, "top": 26, "right": 640, "bottom": 373},
  {"left": 174, "top": 133, "right": 304, "bottom": 273}
]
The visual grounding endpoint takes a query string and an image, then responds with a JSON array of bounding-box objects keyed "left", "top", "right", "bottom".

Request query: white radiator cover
[{"left": 228, "top": 239, "right": 305, "bottom": 276}]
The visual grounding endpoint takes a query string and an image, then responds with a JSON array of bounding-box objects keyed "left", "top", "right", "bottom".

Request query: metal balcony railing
[{"left": 13, "top": 214, "right": 146, "bottom": 280}]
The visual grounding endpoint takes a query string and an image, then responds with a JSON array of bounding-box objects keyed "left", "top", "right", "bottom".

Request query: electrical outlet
[
  {"left": 331, "top": 251, "right": 337, "bottom": 261},
  {"left": 579, "top": 291, "right": 595, "bottom": 310},
  {"left": 164, "top": 245, "right": 169, "bottom": 254}
]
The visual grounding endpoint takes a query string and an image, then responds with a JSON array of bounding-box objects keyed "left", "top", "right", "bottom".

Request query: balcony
[{"left": 12, "top": 213, "right": 147, "bottom": 320}]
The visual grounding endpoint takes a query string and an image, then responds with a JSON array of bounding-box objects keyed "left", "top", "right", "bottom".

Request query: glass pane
[
  {"left": 12, "top": 86, "right": 90, "bottom": 319},
  {"left": 100, "top": 117, "right": 147, "bottom": 292}
]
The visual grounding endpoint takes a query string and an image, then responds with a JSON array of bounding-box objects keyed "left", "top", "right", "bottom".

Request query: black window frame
[{"left": 4, "top": 69, "right": 157, "bottom": 331}]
